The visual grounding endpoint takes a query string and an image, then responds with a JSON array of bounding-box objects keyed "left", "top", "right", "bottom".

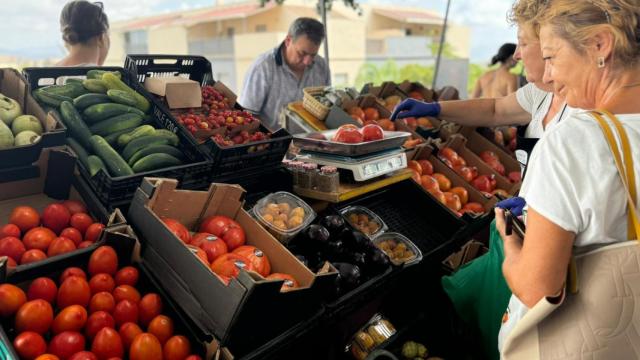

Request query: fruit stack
[{"left": 0, "top": 93, "right": 44, "bottom": 149}]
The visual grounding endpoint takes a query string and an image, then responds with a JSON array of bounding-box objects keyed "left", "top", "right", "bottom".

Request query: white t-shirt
[
  {"left": 515, "top": 83, "right": 574, "bottom": 138},
  {"left": 497, "top": 111, "right": 640, "bottom": 352}
]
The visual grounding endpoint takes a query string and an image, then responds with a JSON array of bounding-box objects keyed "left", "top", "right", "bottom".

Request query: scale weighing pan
[{"left": 293, "top": 129, "right": 411, "bottom": 157}]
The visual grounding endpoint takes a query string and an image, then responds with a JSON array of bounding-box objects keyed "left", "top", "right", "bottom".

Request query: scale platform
[{"left": 296, "top": 148, "right": 407, "bottom": 182}]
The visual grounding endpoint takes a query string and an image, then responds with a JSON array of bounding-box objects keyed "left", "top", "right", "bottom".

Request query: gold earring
[{"left": 597, "top": 56, "right": 605, "bottom": 68}]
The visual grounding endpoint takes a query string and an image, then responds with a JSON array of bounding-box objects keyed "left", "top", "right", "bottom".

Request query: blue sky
[{"left": 3, "top": 0, "right": 517, "bottom": 62}]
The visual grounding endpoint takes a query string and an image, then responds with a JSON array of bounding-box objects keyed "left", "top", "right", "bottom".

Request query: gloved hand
[
  {"left": 390, "top": 98, "right": 441, "bottom": 121},
  {"left": 495, "top": 196, "right": 526, "bottom": 217}
]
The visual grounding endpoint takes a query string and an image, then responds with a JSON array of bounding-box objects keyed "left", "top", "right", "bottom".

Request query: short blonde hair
[
  {"left": 536, "top": 0, "right": 640, "bottom": 69},
  {"left": 508, "top": 0, "right": 547, "bottom": 35}
]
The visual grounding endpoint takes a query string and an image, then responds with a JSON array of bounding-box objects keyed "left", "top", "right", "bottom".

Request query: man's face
[{"left": 284, "top": 34, "right": 321, "bottom": 72}]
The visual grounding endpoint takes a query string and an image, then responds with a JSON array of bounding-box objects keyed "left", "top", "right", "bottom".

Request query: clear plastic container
[
  {"left": 340, "top": 206, "right": 388, "bottom": 239},
  {"left": 297, "top": 163, "right": 316, "bottom": 189},
  {"left": 317, "top": 166, "right": 339, "bottom": 193},
  {"left": 253, "top": 192, "right": 316, "bottom": 244},
  {"left": 346, "top": 313, "right": 397, "bottom": 359},
  {"left": 372, "top": 232, "right": 423, "bottom": 266}
]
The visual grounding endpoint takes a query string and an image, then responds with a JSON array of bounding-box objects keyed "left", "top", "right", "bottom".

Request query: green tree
[
  {"left": 467, "top": 63, "right": 488, "bottom": 94},
  {"left": 429, "top": 42, "right": 458, "bottom": 59},
  {"left": 354, "top": 61, "right": 435, "bottom": 90}
]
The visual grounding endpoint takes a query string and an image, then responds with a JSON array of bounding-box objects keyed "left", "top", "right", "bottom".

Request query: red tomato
[
  {"left": 113, "top": 300, "right": 138, "bottom": 327},
  {"left": 88, "top": 246, "right": 118, "bottom": 276},
  {"left": 222, "top": 227, "right": 245, "bottom": 251},
  {"left": 48, "top": 331, "right": 85, "bottom": 360},
  {"left": 198, "top": 216, "right": 232, "bottom": 237},
  {"left": 78, "top": 241, "right": 94, "bottom": 249},
  {"left": 138, "top": 293, "right": 163, "bottom": 327},
  {"left": 185, "top": 356, "right": 203, "bottom": 360},
  {"left": 15, "top": 299, "right": 53, "bottom": 334},
  {"left": 61, "top": 200, "right": 87, "bottom": 215},
  {"left": 266, "top": 273, "right": 299, "bottom": 292},
  {"left": 35, "top": 355, "right": 61, "bottom": 360},
  {"left": 89, "top": 274, "right": 116, "bottom": 294},
  {"left": 232, "top": 246, "right": 271, "bottom": 277},
  {"left": 42, "top": 204, "right": 71, "bottom": 235},
  {"left": 361, "top": 124, "right": 384, "bottom": 142},
  {"left": 57, "top": 276, "right": 91, "bottom": 308},
  {"left": 0, "top": 224, "right": 20, "bottom": 239},
  {"left": 113, "top": 285, "right": 141, "bottom": 304},
  {"left": 84, "top": 223, "right": 105, "bottom": 243},
  {"left": 147, "top": 315, "right": 174, "bottom": 344},
  {"left": 70, "top": 213, "right": 93, "bottom": 237},
  {"left": 52, "top": 305, "right": 88, "bottom": 334},
  {"left": 68, "top": 352, "right": 98, "bottom": 360},
  {"left": 27, "top": 277, "right": 57, "bottom": 303},
  {"left": 9, "top": 206, "right": 40, "bottom": 233},
  {"left": 161, "top": 218, "right": 191, "bottom": 243},
  {"left": 163, "top": 335, "right": 191, "bottom": 360},
  {"left": 59, "top": 228, "right": 82, "bottom": 246},
  {"left": 60, "top": 267, "right": 87, "bottom": 283},
  {"left": 89, "top": 292, "right": 116, "bottom": 314},
  {"left": 92, "top": 327, "right": 124, "bottom": 360},
  {"left": 6, "top": 256, "right": 16, "bottom": 268},
  {"left": 187, "top": 245, "right": 209, "bottom": 265},
  {"left": 119, "top": 322, "right": 143, "bottom": 349},
  {"left": 21, "top": 249, "right": 48, "bottom": 265},
  {"left": 114, "top": 266, "right": 139, "bottom": 287},
  {"left": 129, "top": 333, "right": 163, "bottom": 360},
  {"left": 14, "top": 331, "right": 47, "bottom": 360},
  {"left": 189, "top": 232, "right": 213, "bottom": 247},
  {"left": 22, "top": 227, "right": 56, "bottom": 252},
  {"left": 210, "top": 253, "right": 254, "bottom": 279},
  {"left": 47, "top": 237, "right": 77, "bottom": 257},
  {"left": 0, "top": 236, "right": 26, "bottom": 263},
  {"left": 333, "top": 125, "right": 364, "bottom": 143},
  {"left": 0, "top": 284, "right": 26, "bottom": 316},
  {"left": 418, "top": 159, "right": 434, "bottom": 175},
  {"left": 85, "top": 311, "right": 115, "bottom": 340},
  {"left": 199, "top": 236, "right": 228, "bottom": 262}
]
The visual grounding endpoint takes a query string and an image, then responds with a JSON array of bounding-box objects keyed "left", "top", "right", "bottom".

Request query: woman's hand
[
  {"left": 390, "top": 99, "right": 441, "bottom": 121},
  {"left": 495, "top": 207, "right": 524, "bottom": 247}
]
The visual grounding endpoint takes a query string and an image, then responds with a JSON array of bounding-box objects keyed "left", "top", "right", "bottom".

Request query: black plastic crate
[
  {"left": 22, "top": 66, "right": 213, "bottom": 207},
  {"left": 125, "top": 54, "right": 292, "bottom": 179}
]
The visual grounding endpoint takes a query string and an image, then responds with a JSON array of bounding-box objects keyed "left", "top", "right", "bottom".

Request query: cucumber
[
  {"left": 107, "top": 89, "right": 137, "bottom": 107},
  {"left": 128, "top": 144, "right": 184, "bottom": 167},
  {"left": 87, "top": 70, "right": 122, "bottom": 80},
  {"left": 83, "top": 103, "right": 144, "bottom": 124},
  {"left": 122, "top": 135, "right": 171, "bottom": 161},
  {"left": 104, "top": 126, "right": 139, "bottom": 147},
  {"left": 66, "top": 138, "right": 90, "bottom": 169},
  {"left": 82, "top": 79, "right": 108, "bottom": 94},
  {"left": 35, "top": 90, "right": 73, "bottom": 108},
  {"left": 132, "top": 153, "right": 183, "bottom": 173},
  {"left": 89, "top": 113, "right": 143, "bottom": 136},
  {"left": 64, "top": 78, "right": 84, "bottom": 85},
  {"left": 102, "top": 73, "right": 150, "bottom": 113},
  {"left": 117, "top": 125, "right": 156, "bottom": 148},
  {"left": 73, "top": 93, "right": 111, "bottom": 110},
  {"left": 89, "top": 135, "right": 134, "bottom": 177},
  {"left": 40, "top": 82, "right": 87, "bottom": 98},
  {"left": 153, "top": 129, "right": 180, "bottom": 146},
  {"left": 87, "top": 155, "right": 109, "bottom": 177},
  {"left": 60, "top": 101, "right": 93, "bottom": 150}
]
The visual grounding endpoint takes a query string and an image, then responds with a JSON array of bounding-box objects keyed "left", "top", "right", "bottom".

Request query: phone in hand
[{"left": 505, "top": 210, "right": 526, "bottom": 238}]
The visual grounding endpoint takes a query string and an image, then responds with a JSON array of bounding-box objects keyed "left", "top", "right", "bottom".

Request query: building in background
[{"left": 107, "top": 0, "right": 470, "bottom": 96}]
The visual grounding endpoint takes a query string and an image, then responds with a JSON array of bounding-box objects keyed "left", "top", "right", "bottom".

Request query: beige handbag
[{"left": 501, "top": 110, "right": 640, "bottom": 359}]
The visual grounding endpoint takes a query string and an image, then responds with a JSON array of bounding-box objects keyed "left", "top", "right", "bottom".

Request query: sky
[{"left": 1, "top": 0, "right": 517, "bottom": 63}]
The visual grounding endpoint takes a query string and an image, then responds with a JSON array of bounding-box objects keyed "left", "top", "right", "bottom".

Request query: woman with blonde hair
[{"left": 496, "top": 0, "right": 640, "bottom": 356}]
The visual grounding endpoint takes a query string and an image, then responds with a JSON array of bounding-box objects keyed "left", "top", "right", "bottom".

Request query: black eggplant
[
  {"left": 304, "top": 224, "right": 331, "bottom": 245},
  {"left": 320, "top": 215, "right": 346, "bottom": 235},
  {"left": 334, "top": 262, "right": 362, "bottom": 289}
]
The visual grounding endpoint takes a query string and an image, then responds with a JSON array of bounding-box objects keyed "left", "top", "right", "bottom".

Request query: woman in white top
[
  {"left": 495, "top": 0, "right": 640, "bottom": 354},
  {"left": 56, "top": 1, "right": 110, "bottom": 67}
]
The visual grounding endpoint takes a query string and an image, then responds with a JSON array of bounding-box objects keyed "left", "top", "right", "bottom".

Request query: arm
[
  {"left": 495, "top": 207, "right": 575, "bottom": 308},
  {"left": 438, "top": 91, "right": 532, "bottom": 127}
]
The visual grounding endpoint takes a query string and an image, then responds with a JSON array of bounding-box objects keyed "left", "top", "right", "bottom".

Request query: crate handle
[
  {"left": 152, "top": 58, "right": 180, "bottom": 65},
  {"left": 37, "top": 78, "right": 56, "bottom": 87}
]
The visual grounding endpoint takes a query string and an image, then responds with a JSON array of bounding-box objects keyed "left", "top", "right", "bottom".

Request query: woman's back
[{"left": 474, "top": 68, "right": 518, "bottom": 98}]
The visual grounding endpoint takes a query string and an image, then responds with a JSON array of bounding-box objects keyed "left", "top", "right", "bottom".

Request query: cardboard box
[
  {"left": 127, "top": 178, "right": 336, "bottom": 353},
  {"left": 145, "top": 76, "right": 202, "bottom": 109},
  {"left": 325, "top": 94, "right": 392, "bottom": 130},
  {"left": 460, "top": 128, "right": 520, "bottom": 181},
  {"left": 398, "top": 81, "right": 436, "bottom": 102},
  {"left": 443, "top": 239, "right": 487, "bottom": 271}
]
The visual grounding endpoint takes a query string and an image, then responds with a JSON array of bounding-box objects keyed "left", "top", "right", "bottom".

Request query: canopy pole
[{"left": 432, "top": 0, "right": 452, "bottom": 89}]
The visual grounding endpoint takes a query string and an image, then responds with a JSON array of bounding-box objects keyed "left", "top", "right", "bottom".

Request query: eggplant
[
  {"left": 351, "top": 252, "right": 367, "bottom": 269},
  {"left": 320, "top": 215, "right": 345, "bottom": 235},
  {"left": 304, "top": 224, "right": 331, "bottom": 245},
  {"left": 369, "top": 248, "right": 391, "bottom": 270},
  {"left": 334, "top": 262, "right": 362, "bottom": 289}
]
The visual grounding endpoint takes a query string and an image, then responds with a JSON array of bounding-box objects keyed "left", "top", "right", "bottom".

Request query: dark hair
[
  {"left": 491, "top": 43, "right": 517, "bottom": 65},
  {"left": 288, "top": 17, "right": 326, "bottom": 45},
  {"left": 60, "top": 1, "right": 109, "bottom": 45}
]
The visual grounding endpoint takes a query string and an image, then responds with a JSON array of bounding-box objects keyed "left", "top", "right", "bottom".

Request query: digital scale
[{"left": 296, "top": 148, "right": 407, "bottom": 182}]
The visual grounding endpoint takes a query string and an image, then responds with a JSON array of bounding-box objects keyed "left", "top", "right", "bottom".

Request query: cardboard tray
[
  {"left": 22, "top": 66, "right": 213, "bottom": 208},
  {"left": 127, "top": 178, "right": 337, "bottom": 354},
  {"left": 0, "top": 227, "right": 218, "bottom": 359},
  {"left": 293, "top": 130, "right": 411, "bottom": 156},
  {"left": 0, "top": 69, "right": 66, "bottom": 169},
  {"left": 456, "top": 127, "right": 520, "bottom": 181}
]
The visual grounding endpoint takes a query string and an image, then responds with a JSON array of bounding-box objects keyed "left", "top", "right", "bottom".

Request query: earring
[{"left": 597, "top": 56, "right": 605, "bottom": 68}]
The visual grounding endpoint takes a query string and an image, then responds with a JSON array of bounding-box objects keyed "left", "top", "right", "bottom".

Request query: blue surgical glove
[
  {"left": 495, "top": 196, "right": 526, "bottom": 217},
  {"left": 390, "top": 98, "right": 441, "bottom": 121}
]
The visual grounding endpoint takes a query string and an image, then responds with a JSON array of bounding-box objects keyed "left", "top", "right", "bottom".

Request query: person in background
[
  {"left": 471, "top": 43, "right": 519, "bottom": 98},
  {"left": 239, "top": 17, "right": 331, "bottom": 130},
  {"left": 56, "top": 1, "right": 110, "bottom": 67}
]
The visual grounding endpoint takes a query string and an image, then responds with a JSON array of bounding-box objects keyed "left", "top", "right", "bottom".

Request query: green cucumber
[
  {"left": 107, "top": 89, "right": 137, "bottom": 107},
  {"left": 66, "top": 137, "right": 90, "bottom": 169},
  {"left": 89, "top": 135, "right": 134, "bottom": 177},
  {"left": 40, "top": 82, "right": 87, "bottom": 98},
  {"left": 86, "top": 70, "right": 122, "bottom": 80},
  {"left": 104, "top": 126, "right": 138, "bottom": 147},
  {"left": 102, "top": 73, "right": 150, "bottom": 112},
  {"left": 60, "top": 101, "right": 93, "bottom": 150},
  {"left": 116, "top": 125, "right": 156, "bottom": 148},
  {"left": 87, "top": 155, "right": 109, "bottom": 177},
  {"left": 35, "top": 90, "right": 73, "bottom": 108},
  {"left": 82, "top": 79, "right": 108, "bottom": 93},
  {"left": 128, "top": 144, "right": 184, "bottom": 166},
  {"left": 73, "top": 93, "right": 111, "bottom": 110},
  {"left": 64, "top": 78, "right": 84, "bottom": 85},
  {"left": 132, "top": 153, "right": 183, "bottom": 173},
  {"left": 122, "top": 135, "right": 170, "bottom": 161},
  {"left": 83, "top": 103, "right": 144, "bottom": 124},
  {"left": 153, "top": 129, "right": 180, "bottom": 146},
  {"left": 89, "top": 113, "right": 143, "bottom": 136}
]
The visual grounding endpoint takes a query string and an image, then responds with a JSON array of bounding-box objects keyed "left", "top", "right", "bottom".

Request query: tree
[
  {"left": 429, "top": 42, "right": 458, "bottom": 59},
  {"left": 354, "top": 61, "right": 435, "bottom": 90}
]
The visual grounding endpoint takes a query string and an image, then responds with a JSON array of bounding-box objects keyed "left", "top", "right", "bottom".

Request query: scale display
[{"left": 297, "top": 149, "right": 407, "bottom": 182}]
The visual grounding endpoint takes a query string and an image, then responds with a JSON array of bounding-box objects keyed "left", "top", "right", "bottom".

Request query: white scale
[{"left": 296, "top": 148, "right": 407, "bottom": 182}]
